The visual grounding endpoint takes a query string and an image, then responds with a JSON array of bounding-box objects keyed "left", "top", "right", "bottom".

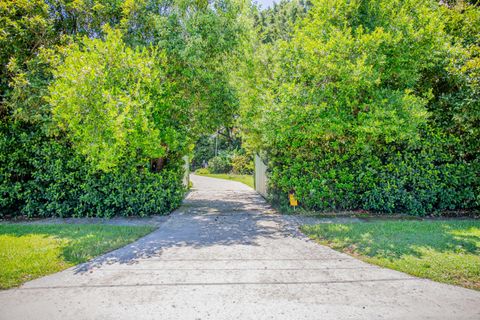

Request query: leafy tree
[
  {"left": 1, "top": 0, "right": 478, "bottom": 218},
  {"left": 428, "top": 1, "right": 480, "bottom": 159},
  {"left": 49, "top": 28, "right": 178, "bottom": 171},
  {"left": 253, "top": 0, "right": 310, "bottom": 43},
  {"left": 121, "top": 0, "right": 243, "bottom": 136},
  {"left": 1, "top": 0, "right": 244, "bottom": 218},
  {"left": 0, "top": 0, "right": 59, "bottom": 121},
  {"left": 238, "top": 0, "right": 479, "bottom": 214}
]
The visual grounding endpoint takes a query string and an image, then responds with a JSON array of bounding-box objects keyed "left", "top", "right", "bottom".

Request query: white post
[{"left": 215, "top": 133, "right": 218, "bottom": 157}]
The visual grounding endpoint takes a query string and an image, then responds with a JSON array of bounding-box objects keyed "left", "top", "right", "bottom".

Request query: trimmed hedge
[
  {"left": 0, "top": 124, "right": 185, "bottom": 218},
  {"left": 268, "top": 136, "right": 478, "bottom": 215}
]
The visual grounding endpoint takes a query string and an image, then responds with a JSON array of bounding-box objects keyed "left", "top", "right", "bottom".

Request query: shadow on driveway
[{"left": 74, "top": 191, "right": 288, "bottom": 273}]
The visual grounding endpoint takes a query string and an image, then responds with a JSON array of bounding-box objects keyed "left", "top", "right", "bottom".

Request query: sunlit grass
[
  {"left": 195, "top": 173, "right": 254, "bottom": 189},
  {"left": 0, "top": 224, "right": 155, "bottom": 289},
  {"left": 301, "top": 220, "right": 480, "bottom": 290}
]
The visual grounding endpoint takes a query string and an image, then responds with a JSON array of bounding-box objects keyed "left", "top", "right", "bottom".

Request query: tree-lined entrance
[{"left": 1, "top": 0, "right": 478, "bottom": 219}]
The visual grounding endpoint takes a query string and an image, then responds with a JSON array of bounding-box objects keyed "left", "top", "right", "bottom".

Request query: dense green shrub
[
  {"left": 231, "top": 154, "right": 253, "bottom": 174},
  {"left": 239, "top": 0, "right": 479, "bottom": 215},
  {"left": 208, "top": 156, "right": 232, "bottom": 174},
  {"left": 268, "top": 132, "right": 478, "bottom": 215},
  {"left": 0, "top": 0, "right": 244, "bottom": 218},
  {"left": 0, "top": 124, "right": 184, "bottom": 218}
]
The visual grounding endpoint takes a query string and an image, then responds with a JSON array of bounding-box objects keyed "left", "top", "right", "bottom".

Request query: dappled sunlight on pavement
[{"left": 1, "top": 175, "right": 479, "bottom": 320}]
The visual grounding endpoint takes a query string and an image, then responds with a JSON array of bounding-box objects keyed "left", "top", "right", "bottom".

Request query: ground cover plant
[
  {"left": 301, "top": 220, "right": 480, "bottom": 290},
  {"left": 0, "top": 224, "right": 155, "bottom": 289}
]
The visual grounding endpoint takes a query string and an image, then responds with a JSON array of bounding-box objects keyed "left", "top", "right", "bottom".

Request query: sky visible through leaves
[{"left": 255, "top": 0, "right": 277, "bottom": 9}]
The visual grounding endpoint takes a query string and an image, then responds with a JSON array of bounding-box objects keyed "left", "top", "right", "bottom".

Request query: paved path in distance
[{"left": 1, "top": 175, "right": 479, "bottom": 320}]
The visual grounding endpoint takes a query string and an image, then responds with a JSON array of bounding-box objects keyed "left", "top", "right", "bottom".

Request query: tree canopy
[
  {"left": 0, "top": 0, "right": 478, "bottom": 217},
  {"left": 237, "top": 0, "right": 479, "bottom": 214},
  {"left": 0, "top": 0, "right": 245, "bottom": 217}
]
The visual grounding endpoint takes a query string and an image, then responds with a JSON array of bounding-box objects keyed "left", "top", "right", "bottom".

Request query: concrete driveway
[{"left": 1, "top": 175, "right": 479, "bottom": 319}]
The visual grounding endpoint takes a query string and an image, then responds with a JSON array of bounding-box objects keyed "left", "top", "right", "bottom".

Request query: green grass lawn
[
  {"left": 301, "top": 220, "right": 480, "bottom": 290},
  {"left": 196, "top": 173, "right": 254, "bottom": 189},
  {"left": 0, "top": 224, "right": 155, "bottom": 289}
]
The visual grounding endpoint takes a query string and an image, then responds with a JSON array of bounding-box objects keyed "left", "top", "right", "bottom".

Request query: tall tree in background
[{"left": 254, "top": 0, "right": 310, "bottom": 43}]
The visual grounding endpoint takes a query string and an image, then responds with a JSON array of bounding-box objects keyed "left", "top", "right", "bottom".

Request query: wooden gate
[{"left": 254, "top": 154, "right": 268, "bottom": 198}]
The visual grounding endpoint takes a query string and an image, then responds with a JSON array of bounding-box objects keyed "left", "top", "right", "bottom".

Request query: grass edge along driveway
[
  {"left": 301, "top": 220, "right": 480, "bottom": 290},
  {"left": 0, "top": 224, "right": 155, "bottom": 289},
  {"left": 195, "top": 173, "right": 254, "bottom": 189}
]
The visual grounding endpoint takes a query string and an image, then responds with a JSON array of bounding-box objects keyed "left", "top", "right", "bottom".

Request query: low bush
[
  {"left": 208, "top": 156, "right": 232, "bottom": 174},
  {"left": 231, "top": 154, "right": 253, "bottom": 175},
  {"left": 195, "top": 168, "right": 210, "bottom": 175}
]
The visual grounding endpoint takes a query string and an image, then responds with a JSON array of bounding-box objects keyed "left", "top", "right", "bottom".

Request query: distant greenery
[
  {"left": 254, "top": 0, "right": 310, "bottom": 43},
  {"left": 191, "top": 130, "right": 253, "bottom": 175},
  {"left": 195, "top": 171, "right": 254, "bottom": 189},
  {"left": 0, "top": 224, "right": 155, "bottom": 289},
  {"left": 301, "top": 220, "right": 480, "bottom": 290},
  {"left": 238, "top": 0, "right": 480, "bottom": 215},
  {"left": 191, "top": 130, "right": 242, "bottom": 170},
  {"left": 231, "top": 153, "right": 254, "bottom": 174}
]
